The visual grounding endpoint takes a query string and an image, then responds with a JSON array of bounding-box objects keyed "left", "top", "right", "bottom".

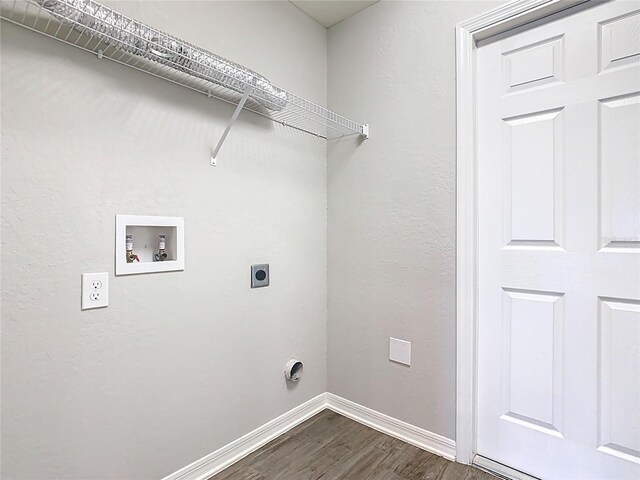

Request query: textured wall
[
  {"left": 0, "top": 2, "right": 327, "bottom": 479},
  {"left": 326, "top": 0, "right": 503, "bottom": 441}
]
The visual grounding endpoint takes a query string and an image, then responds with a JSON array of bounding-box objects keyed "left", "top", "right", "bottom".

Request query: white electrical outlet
[
  {"left": 81, "top": 272, "right": 109, "bottom": 310},
  {"left": 389, "top": 337, "right": 411, "bottom": 366}
]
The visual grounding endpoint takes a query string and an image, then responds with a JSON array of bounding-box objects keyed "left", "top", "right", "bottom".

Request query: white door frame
[{"left": 455, "top": 0, "right": 594, "bottom": 466}]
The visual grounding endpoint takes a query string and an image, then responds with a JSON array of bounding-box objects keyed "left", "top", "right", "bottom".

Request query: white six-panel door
[{"left": 477, "top": 1, "right": 640, "bottom": 478}]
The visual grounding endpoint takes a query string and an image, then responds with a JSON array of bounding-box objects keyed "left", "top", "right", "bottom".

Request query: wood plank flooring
[{"left": 211, "top": 410, "right": 496, "bottom": 480}]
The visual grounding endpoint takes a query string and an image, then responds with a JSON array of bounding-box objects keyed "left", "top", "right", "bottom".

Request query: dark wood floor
[{"left": 211, "top": 409, "right": 496, "bottom": 480}]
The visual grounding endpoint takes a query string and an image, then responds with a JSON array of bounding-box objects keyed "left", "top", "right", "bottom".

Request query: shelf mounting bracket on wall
[{"left": 210, "top": 86, "right": 252, "bottom": 166}]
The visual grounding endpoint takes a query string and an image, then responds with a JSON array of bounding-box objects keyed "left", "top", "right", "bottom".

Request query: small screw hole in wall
[{"left": 255, "top": 270, "right": 267, "bottom": 281}]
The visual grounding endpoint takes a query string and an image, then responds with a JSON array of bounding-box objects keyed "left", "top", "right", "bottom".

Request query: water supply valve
[
  {"left": 125, "top": 234, "right": 140, "bottom": 263},
  {"left": 154, "top": 234, "right": 168, "bottom": 261}
]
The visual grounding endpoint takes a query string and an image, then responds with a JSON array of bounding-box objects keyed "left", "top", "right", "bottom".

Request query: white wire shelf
[{"left": 0, "top": 0, "right": 368, "bottom": 147}]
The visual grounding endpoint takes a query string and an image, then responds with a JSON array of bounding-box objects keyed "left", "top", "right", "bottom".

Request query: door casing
[{"left": 454, "top": 0, "right": 596, "bottom": 469}]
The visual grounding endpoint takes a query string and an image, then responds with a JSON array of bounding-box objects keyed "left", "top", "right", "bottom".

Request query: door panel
[
  {"left": 503, "top": 36, "right": 564, "bottom": 93},
  {"left": 477, "top": 2, "right": 640, "bottom": 478},
  {"left": 599, "top": 10, "right": 640, "bottom": 72},
  {"left": 598, "top": 298, "right": 640, "bottom": 464},
  {"left": 599, "top": 94, "right": 640, "bottom": 249},
  {"left": 501, "top": 288, "right": 564, "bottom": 437},
  {"left": 503, "top": 108, "right": 564, "bottom": 247}
]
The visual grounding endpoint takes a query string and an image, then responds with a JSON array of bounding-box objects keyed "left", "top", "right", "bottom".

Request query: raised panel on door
[
  {"left": 501, "top": 288, "right": 564, "bottom": 437},
  {"left": 502, "top": 35, "right": 564, "bottom": 94},
  {"left": 503, "top": 108, "right": 564, "bottom": 248},
  {"left": 599, "top": 94, "right": 640, "bottom": 250},
  {"left": 600, "top": 10, "right": 640, "bottom": 72},
  {"left": 598, "top": 298, "right": 640, "bottom": 464}
]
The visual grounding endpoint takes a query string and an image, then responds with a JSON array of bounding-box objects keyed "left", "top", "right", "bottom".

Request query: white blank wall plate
[
  {"left": 389, "top": 337, "right": 411, "bottom": 366},
  {"left": 81, "top": 272, "right": 109, "bottom": 310}
]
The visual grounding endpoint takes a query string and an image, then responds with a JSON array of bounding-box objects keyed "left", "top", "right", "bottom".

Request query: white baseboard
[
  {"left": 326, "top": 393, "right": 456, "bottom": 461},
  {"left": 163, "top": 393, "right": 327, "bottom": 480},
  {"left": 163, "top": 392, "right": 456, "bottom": 480}
]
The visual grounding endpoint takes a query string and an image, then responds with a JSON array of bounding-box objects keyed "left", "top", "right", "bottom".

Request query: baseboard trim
[
  {"left": 162, "top": 393, "right": 327, "bottom": 480},
  {"left": 164, "top": 392, "right": 457, "bottom": 479},
  {"left": 325, "top": 393, "right": 456, "bottom": 461}
]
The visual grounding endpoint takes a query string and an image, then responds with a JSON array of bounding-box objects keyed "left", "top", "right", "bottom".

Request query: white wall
[
  {"left": 326, "top": 0, "right": 503, "bottom": 441},
  {"left": 0, "top": 2, "right": 327, "bottom": 479}
]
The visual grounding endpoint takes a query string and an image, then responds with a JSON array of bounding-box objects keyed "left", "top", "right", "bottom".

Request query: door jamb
[{"left": 455, "top": 0, "right": 591, "bottom": 465}]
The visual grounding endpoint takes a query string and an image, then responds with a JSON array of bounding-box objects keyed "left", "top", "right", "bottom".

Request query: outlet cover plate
[
  {"left": 389, "top": 337, "right": 411, "bottom": 366},
  {"left": 251, "top": 264, "right": 269, "bottom": 288},
  {"left": 81, "top": 272, "right": 109, "bottom": 310}
]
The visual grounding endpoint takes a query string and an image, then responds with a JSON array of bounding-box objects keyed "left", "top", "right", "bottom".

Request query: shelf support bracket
[{"left": 211, "top": 86, "right": 252, "bottom": 166}]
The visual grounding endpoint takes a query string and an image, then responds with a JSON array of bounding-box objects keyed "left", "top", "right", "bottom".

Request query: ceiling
[{"left": 290, "top": 1, "right": 380, "bottom": 28}]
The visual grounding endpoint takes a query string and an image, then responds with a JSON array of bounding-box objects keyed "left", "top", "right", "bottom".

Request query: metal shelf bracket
[{"left": 210, "top": 86, "right": 252, "bottom": 166}]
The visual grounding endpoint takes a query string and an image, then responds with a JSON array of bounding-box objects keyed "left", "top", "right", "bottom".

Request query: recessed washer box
[{"left": 115, "top": 215, "right": 184, "bottom": 275}]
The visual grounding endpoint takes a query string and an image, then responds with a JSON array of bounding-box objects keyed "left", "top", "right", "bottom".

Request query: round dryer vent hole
[{"left": 285, "top": 359, "right": 303, "bottom": 382}]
